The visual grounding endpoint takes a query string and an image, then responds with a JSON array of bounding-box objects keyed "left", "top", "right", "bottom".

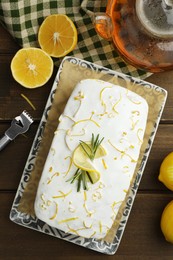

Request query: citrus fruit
[
  {"left": 11, "top": 47, "right": 53, "bottom": 89},
  {"left": 38, "top": 14, "right": 78, "bottom": 58},
  {"left": 161, "top": 200, "right": 173, "bottom": 244},
  {"left": 72, "top": 142, "right": 106, "bottom": 184},
  {"left": 158, "top": 152, "right": 173, "bottom": 191},
  {"left": 79, "top": 141, "right": 107, "bottom": 159}
]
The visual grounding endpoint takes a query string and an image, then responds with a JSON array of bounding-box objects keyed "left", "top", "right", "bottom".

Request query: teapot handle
[
  {"left": 81, "top": 0, "right": 114, "bottom": 40},
  {"left": 106, "top": 0, "right": 115, "bottom": 16},
  {"left": 94, "top": 13, "right": 113, "bottom": 40}
]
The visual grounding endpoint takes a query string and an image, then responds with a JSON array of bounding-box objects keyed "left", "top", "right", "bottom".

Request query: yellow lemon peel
[
  {"left": 161, "top": 200, "right": 173, "bottom": 244},
  {"left": 159, "top": 152, "right": 173, "bottom": 191}
]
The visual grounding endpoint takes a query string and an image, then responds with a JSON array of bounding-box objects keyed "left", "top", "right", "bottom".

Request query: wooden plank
[
  {"left": 140, "top": 124, "right": 173, "bottom": 191},
  {"left": 1, "top": 192, "right": 173, "bottom": 259},
  {"left": 0, "top": 123, "right": 38, "bottom": 190},
  {"left": 0, "top": 24, "right": 19, "bottom": 53}
]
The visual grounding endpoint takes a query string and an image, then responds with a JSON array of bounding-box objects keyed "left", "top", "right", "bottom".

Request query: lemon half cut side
[
  {"left": 38, "top": 14, "right": 78, "bottom": 58},
  {"left": 11, "top": 47, "right": 53, "bottom": 89}
]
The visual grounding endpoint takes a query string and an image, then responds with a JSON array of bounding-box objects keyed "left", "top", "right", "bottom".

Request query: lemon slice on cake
[
  {"left": 72, "top": 137, "right": 107, "bottom": 184},
  {"left": 68, "top": 134, "right": 106, "bottom": 191},
  {"left": 73, "top": 145, "right": 100, "bottom": 184}
]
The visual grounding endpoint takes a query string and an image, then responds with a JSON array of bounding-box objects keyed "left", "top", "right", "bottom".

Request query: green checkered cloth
[{"left": 0, "top": 0, "right": 150, "bottom": 78}]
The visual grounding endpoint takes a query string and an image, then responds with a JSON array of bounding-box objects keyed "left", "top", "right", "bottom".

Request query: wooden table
[{"left": 1, "top": 23, "right": 173, "bottom": 260}]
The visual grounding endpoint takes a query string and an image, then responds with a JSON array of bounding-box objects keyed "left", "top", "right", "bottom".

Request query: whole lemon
[
  {"left": 161, "top": 200, "right": 173, "bottom": 243},
  {"left": 158, "top": 152, "right": 173, "bottom": 191}
]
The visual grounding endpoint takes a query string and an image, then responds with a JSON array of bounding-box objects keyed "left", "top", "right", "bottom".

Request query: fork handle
[{"left": 0, "top": 135, "right": 11, "bottom": 151}]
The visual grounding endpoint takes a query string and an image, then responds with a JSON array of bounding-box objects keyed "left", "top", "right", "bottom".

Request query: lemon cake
[{"left": 34, "top": 79, "right": 148, "bottom": 239}]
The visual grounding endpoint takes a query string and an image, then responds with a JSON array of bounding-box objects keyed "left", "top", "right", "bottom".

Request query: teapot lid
[{"left": 136, "top": 0, "right": 173, "bottom": 38}]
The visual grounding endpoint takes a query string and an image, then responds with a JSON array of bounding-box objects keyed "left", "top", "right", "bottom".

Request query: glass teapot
[{"left": 94, "top": 0, "right": 173, "bottom": 72}]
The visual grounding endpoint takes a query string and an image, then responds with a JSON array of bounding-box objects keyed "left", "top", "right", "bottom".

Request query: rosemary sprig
[
  {"left": 80, "top": 133, "right": 104, "bottom": 161},
  {"left": 66, "top": 134, "right": 104, "bottom": 192},
  {"left": 67, "top": 169, "right": 88, "bottom": 192}
]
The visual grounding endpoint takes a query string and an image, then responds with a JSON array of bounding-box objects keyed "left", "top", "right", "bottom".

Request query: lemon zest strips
[
  {"left": 67, "top": 224, "right": 90, "bottom": 236},
  {"left": 73, "top": 99, "right": 82, "bottom": 117},
  {"left": 127, "top": 95, "right": 142, "bottom": 105},
  {"left": 137, "top": 128, "right": 143, "bottom": 143},
  {"left": 112, "top": 93, "right": 122, "bottom": 114},
  {"left": 40, "top": 194, "right": 47, "bottom": 209},
  {"left": 49, "top": 202, "right": 58, "bottom": 220},
  {"left": 125, "top": 153, "right": 137, "bottom": 163},
  {"left": 63, "top": 115, "right": 100, "bottom": 128},
  {"left": 111, "top": 201, "right": 123, "bottom": 215},
  {"left": 47, "top": 172, "right": 60, "bottom": 184},
  {"left": 69, "top": 128, "right": 86, "bottom": 137},
  {"left": 83, "top": 191, "right": 87, "bottom": 201},
  {"left": 41, "top": 194, "right": 46, "bottom": 203},
  {"left": 100, "top": 86, "right": 112, "bottom": 113},
  {"left": 65, "top": 129, "right": 86, "bottom": 151},
  {"left": 132, "top": 110, "right": 140, "bottom": 116},
  {"left": 99, "top": 221, "right": 103, "bottom": 233},
  {"left": 108, "top": 140, "right": 137, "bottom": 162},
  {"left": 21, "top": 93, "right": 36, "bottom": 110},
  {"left": 74, "top": 91, "right": 84, "bottom": 100},
  {"left": 50, "top": 148, "right": 56, "bottom": 155},
  {"left": 131, "top": 118, "right": 139, "bottom": 130},
  {"left": 123, "top": 166, "right": 129, "bottom": 173},
  {"left": 54, "top": 128, "right": 66, "bottom": 135},
  {"left": 83, "top": 221, "right": 92, "bottom": 229},
  {"left": 52, "top": 190, "right": 72, "bottom": 199},
  {"left": 63, "top": 156, "right": 73, "bottom": 177},
  {"left": 58, "top": 217, "right": 78, "bottom": 224},
  {"left": 49, "top": 167, "right": 53, "bottom": 172},
  {"left": 83, "top": 202, "right": 95, "bottom": 217},
  {"left": 90, "top": 231, "right": 96, "bottom": 238},
  {"left": 65, "top": 134, "right": 73, "bottom": 151},
  {"left": 102, "top": 158, "right": 108, "bottom": 169},
  {"left": 67, "top": 225, "right": 80, "bottom": 235},
  {"left": 95, "top": 181, "right": 105, "bottom": 190},
  {"left": 68, "top": 202, "right": 76, "bottom": 213},
  {"left": 73, "top": 91, "right": 84, "bottom": 117},
  {"left": 92, "top": 191, "right": 102, "bottom": 202},
  {"left": 63, "top": 115, "right": 76, "bottom": 123},
  {"left": 72, "top": 118, "right": 100, "bottom": 128}
]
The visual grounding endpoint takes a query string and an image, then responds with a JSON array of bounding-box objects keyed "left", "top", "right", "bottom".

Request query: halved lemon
[
  {"left": 72, "top": 143, "right": 107, "bottom": 184},
  {"left": 38, "top": 14, "right": 78, "bottom": 58},
  {"left": 11, "top": 47, "right": 53, "bottom": 89}
]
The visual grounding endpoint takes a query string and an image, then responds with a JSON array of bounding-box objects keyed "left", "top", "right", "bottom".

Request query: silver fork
[{"left": 0, "top": 110, "right": 34, "bottom": 151}]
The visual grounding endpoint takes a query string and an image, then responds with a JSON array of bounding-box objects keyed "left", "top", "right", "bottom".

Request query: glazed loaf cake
[{"left": 34, "top": 79, "right": 148, "bottom": 239}]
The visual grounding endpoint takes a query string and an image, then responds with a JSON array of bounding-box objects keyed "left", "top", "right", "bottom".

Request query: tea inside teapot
[
  {"left": 94, "top": 0, "right": 173, "bottom": 72},
  {"left": 136, "top": 0, "right": 173, "bottom": 38}
]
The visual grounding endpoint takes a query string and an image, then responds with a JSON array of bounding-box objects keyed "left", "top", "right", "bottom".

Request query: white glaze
[{"left": 34, "top": 79, "right": 148, "bottom": 239}]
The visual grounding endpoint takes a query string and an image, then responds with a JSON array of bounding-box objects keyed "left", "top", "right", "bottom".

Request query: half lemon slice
[
  {"left": 11, "top": 47, "right": 53, "bottom": 89},
  {"left": 72, "top": 142, "right": 107, "bottom": 184},
  {"left": 38, "top": 14, "right": 78, "bottom": 58}
]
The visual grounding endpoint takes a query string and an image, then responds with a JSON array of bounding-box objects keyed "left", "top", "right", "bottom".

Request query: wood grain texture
[{"left": 1, "top": 22, "right": 173, "bottom": 259}]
